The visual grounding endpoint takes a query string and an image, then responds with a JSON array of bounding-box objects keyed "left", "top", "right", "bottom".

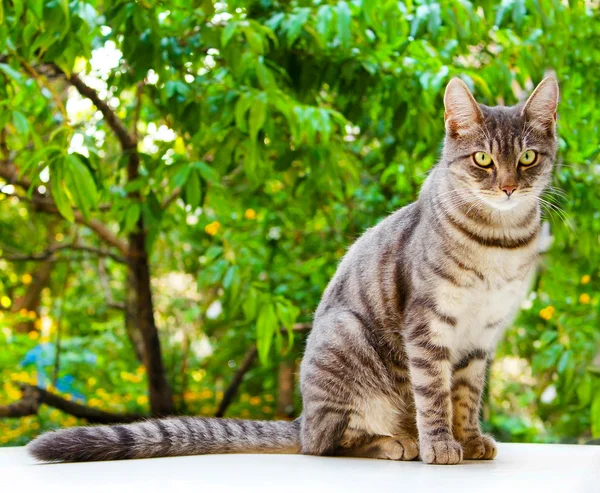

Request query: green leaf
[
  {"left": 242, "top": 286, "right": 258, "bottom": 321},
  {"left": 256, "top": 302, "right": 278, "bottom": 365},
  {"left": 0, "top": 64, "right": 22, "bottom": 82},
  {"left": 58, "top": 0, "right": 69, "bottom": 20},
  {"left": 316, "top": 5, "right": 333, "bottom": 42},
  {"left": 276, "top": 300, "right": 299, "bottom": 350},
  {"left": 65, "top": 154, "right": 98, "bottom": 221},
  {"left": 256, "top": 59, "right": 275, "bottom": 89},
  {"left": 242, "top": 26, "right": 264, "bottom": 54},
  {"left": 577, "top": 373, "right": 593, "bottom": 407},
  {"left": 192, "top": 161, "right": 220, "bottom": 183},
  {"left": 337, "top": 2, "right": 351, "bottom": 49},
  {"left": 249, "top": 92, "right": 267, "bottom": 141},
  {"left": 284, "top": 8, "right": 309, "bottom": 45},
  {"left": 235, "top": 93, "right": 252, "bottom": 133},
  {"left": 28, "top": 0, "right": 43, "bottom": 18},
  {"left": 172, "top": 164, "right": 191, "bottom": 189},
  {"left": 557, "top": 350, "right": 572, "bottom": 375},
  {"left": 12, "top": 111, "right": 29, "bottom": 137},
  {"left": 124, "top": 203, "right": 141, "bottom": 232},
  {"left": 221, "top": 21, "right": 237, "bottom": 47},
  {"left": 223, "top": 265, "right": 241, "bottom": 309},
  {"left": 50, "top": 165, "right": 75, "bottom": 223},
  {"left": 185, "top": 169, "right": 201, "bottom": 208}
]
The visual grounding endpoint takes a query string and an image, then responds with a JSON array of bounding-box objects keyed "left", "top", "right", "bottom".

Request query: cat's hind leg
[{"left": 299, "top": 311, "right": 391, "bottom": 456}]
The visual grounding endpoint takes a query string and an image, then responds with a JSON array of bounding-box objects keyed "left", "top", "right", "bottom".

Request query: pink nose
[{"left": 501, "top": 185, "right": 517, "bottom": 197}]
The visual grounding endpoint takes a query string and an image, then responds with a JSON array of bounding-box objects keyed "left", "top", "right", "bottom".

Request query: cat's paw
[
  {"left": 378, "top": 435, "right": 419, "bottom": 461},
  {"left": 420, "top": 439, "right": 463, "bottom": 465},
  {"left": 461, "top": 435, "right": 497, "bottom": 460}
]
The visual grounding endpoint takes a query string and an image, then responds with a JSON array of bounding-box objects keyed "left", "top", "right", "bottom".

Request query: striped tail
[{"left": 27, "top": 417, "right": 301, "bottom": 463}]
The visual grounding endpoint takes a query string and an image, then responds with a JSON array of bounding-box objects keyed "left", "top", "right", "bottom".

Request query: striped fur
[
  {"left": 28, "top": 418, "right": 300, "bottom": 462},
  {"left": 28, "top": 77, "right": 559, "bottom": 465}
]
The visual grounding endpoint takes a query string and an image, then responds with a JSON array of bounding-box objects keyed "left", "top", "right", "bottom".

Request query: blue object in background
[{"left": 20, "top": 343, "right": 93, "bottom": 403}]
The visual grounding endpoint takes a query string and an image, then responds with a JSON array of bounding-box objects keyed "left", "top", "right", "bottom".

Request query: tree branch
[
  {"left": 214, "top": 323, "right": 311, "bottom": 417},
  {"left": 61, "top": 67, "right": 174, "bottom": 415},
  {"left": 0, "top": 160, "right": 129, "bottom": 255},
  {"left": 0, "top": 384, "right": 143, "bottom": 424},
  {"left": 215, "top": 346, "right": 258, "bottom": 418},
  {"left": 2, "top": 243, "right": 127, "bottom": 264},
  {"left": 66, "top": 73, "right": 137, "bottom": 150}
]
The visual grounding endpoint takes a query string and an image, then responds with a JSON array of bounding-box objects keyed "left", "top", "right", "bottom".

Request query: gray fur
[{"left": 28, "top": 77, "right": 559, "bottom": 464}]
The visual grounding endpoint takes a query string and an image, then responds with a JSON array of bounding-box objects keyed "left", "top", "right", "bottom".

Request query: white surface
[{"left": 1, "top": 443, "right": 599, "bottom": 493}]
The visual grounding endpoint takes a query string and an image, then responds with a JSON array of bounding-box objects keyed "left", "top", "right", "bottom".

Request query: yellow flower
[
  {"left": 201, "top": 389, "right": 213, "bottom": 399},
  {"left": 579, "top": 293, "right": 591, "bottom": 304},
  {"left": 204, "top": 221, "right": 221, "bottom": 236},
  {"left": 174, "top": 136, "right": 186, "bottom": 155},
  {"left": 539, "top": 306, "right": 555, "bottom": 321},
  {"left": 249, "top": 396, "right": 261, "bottom": 406},
  {"left": 28, "top": 310, "right": 37, "bottom": 319},
  {"left": 19, "top": 308, "right": 29, "bottom": 316},
  {"left": 264, "top": 394, "right": 275, "bottom": 403},
  {"left": 22, "top": 273, "right": 33, "bottom": 285},
  {"left": 581, "top": 275, "right": 591, "bottom": 285},
  {"left": 244, "top": 208, "right": 257, "bottom": 220},
  {"left": 28, "top": 331, "right": 39, "bottom": 340},
  {"left": 261, "top": 406, "right": 273, "bottom": 414},
  {"left": 87, "top": 377, "right": 97, "bottom": 386},
  {"left": 0, "top": 296, "right": 11, "bottom": 308},
  {"left": 136, "top": 395, "right": 148, "bottom": 405},
  {"left": 55, "top": 233, "right": 64, "bottom": 242}
]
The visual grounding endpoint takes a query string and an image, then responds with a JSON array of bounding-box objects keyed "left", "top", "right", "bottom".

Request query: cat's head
[{"left": 442, "top": 77, "right": 559, "bottom": 212}]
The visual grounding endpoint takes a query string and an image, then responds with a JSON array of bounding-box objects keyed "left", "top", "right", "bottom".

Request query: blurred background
[{"left": 0, "top": 0, "right": 599, "bottom": 447}]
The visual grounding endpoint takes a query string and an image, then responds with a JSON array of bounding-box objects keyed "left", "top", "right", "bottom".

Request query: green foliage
[{"left": 0, "top": 0, "right": 599, "bottom": 445}]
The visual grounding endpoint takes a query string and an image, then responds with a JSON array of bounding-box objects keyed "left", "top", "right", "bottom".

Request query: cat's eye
[
  {"left": 519, "top": 149, "right": 538, "bottom": 166},
  {"left": 473, "top": 152, "right": 493, "bottom": 168}
]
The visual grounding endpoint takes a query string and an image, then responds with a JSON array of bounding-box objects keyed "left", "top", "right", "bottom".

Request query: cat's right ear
[{"left": 444, "top": 78, "right": 483, "bottom": 137}]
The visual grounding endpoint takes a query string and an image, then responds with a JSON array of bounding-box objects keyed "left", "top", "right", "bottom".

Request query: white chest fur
[{"left": 434, "top": 249, "right": 536, "bottom": 360}]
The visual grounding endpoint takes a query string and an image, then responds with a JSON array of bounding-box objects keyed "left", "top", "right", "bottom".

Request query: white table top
[{"left": 2, "top": 442, "right": 599, "bottom": 493}]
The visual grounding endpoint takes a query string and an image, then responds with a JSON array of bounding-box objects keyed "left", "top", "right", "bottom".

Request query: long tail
[{"left": 28, "top": 417, "right": 301, "bottom": 463}]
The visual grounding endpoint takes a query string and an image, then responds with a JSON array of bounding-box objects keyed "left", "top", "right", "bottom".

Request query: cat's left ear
[{"left": 522, "top": 77, "right": 559, "bottom": 133}]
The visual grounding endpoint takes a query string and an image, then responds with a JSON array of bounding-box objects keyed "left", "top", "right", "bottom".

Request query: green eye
[
  {"left": 519, "top": 150, "right": 538, "bottom": 166},
  {"left": 473, "top": 152, "right": 493, "bottom": 168}
]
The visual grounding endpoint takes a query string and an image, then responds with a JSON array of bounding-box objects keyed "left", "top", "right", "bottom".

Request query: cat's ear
[
  {"left": 444, "top": 78, "right": 483, "bottom": 137},
  {"left": 522, "top": 77, "right": 559, "bottom": 133}
]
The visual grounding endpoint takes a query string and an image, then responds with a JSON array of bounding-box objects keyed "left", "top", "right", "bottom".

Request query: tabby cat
[{"left": 29, "top": 76, "right": 559, "bottom": 465}]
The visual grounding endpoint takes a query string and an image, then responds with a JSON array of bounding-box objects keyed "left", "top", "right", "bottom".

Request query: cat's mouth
[{"left": 478, "top": 193, "right": 521, "bottom": 211}]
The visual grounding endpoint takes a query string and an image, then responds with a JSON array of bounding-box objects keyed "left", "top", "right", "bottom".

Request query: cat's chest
[{"left": 433, "top": 253, "right": 536, "bottom": 354}]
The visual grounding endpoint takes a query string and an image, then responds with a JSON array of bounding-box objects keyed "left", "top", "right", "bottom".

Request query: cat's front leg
[
  {"left": 406, "top": 320, "right": 463, "bottom": 465},
  {"left": 451, "top": 351, "right": 497, "bottom": 460}
]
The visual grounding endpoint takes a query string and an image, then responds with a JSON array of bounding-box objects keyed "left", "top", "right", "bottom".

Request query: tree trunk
[
  {"left": 127, "top": 150, "right": 173, "bottom": 416},
  {"left": 277, "top": 359, "right": 296, "bottom": 418},
  {"left": 125, "top": 270, "right": 146, "bottom": 363}
]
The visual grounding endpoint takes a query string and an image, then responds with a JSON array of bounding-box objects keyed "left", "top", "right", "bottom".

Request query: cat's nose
[{"left": 501, "top": 185, "right": 517, "bottom": 197}]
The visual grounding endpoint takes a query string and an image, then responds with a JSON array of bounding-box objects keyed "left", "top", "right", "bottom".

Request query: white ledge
[{"left": 2, "top": 442, "right": 599, "bottom": 493}]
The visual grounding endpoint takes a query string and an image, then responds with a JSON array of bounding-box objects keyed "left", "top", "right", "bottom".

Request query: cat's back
[{"left": 314, "top": 201, "right": 422, "bottom": 324}]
